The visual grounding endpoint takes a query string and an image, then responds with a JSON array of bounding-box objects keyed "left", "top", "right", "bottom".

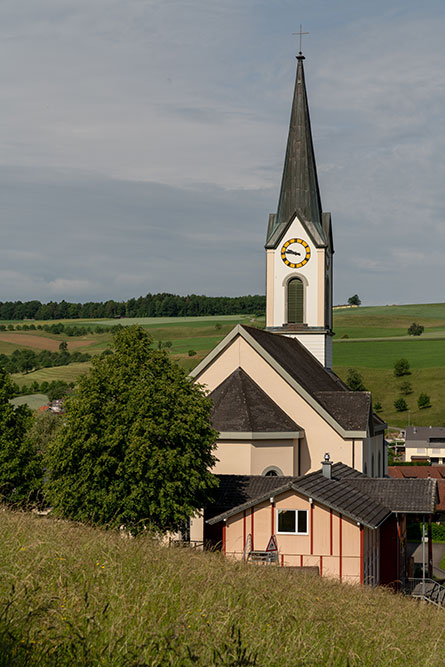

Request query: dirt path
[{"left": 0, "top": 333, "right": 93, "bottom": 352}]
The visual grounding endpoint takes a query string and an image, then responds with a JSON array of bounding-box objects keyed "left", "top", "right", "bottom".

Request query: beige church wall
[
  {"left": 237, "top": 338, "right": 363, "bottom": 474},
  {"left": 196, "top": 335, "right": 367, "bottom": 475},
  {"left": 196, "top": 338, "right": 240, "bottom": 392},
  {"left": 250, "top": 440, "right": 296, "bottom": 476},
  {"left": 212, "top": 441, "right": 252, "bottom": 475},
  {"left": 271, "top": 216, "right": 320, "bottom": 328}
]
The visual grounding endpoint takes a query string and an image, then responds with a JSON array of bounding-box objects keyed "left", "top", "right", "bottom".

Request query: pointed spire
[{"left": 275, "top": 54, "right": 323, "bottom": 232}]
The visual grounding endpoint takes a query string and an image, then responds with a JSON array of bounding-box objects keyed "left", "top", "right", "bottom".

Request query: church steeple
[
  {"left": 274, "top": 54, "right": 323, "bottom": 236},
  {"left": 265, "top": 50, "right": 334, "bottom": 369}
]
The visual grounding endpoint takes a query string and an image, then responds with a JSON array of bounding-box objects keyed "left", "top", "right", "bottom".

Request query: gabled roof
[
  {"left": 209, "top": 368, "right": 301, "bottom": 435},
  {"left": 267, "top": 55, "right": 325, "bottom": 248},
  {"left": 388, "top": 466, "right": 445, "bottom": 512},
  {"left": 207, "top": 463, "right": 437, "bottom": 529},
  {"left": 405, "top": 426, "right": 445, "bottom": 442},
  {"left": 190, "top": 324, "right": 385, "bottom": 437},
  {"left": 346, "top": 478, "right": 438, "bottom": 514}
]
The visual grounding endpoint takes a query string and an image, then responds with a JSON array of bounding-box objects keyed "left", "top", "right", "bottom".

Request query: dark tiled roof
[
  {"left": 209, "top": 368, "right": 300, "bottom": 433},
  {"left": 347, "top": 478, "right": 437, "bottom": 514},
  {"left": 405, "top": 426, "right": 445, "bottom": 442},
  {"left": 207, "top": 463, "right": 437, "bottom": 528},
  {"left": 242, "top": 326, "right": 376, "bottom": 432},
  {"left": 205, "top": 474, "right": 296, "bottom": 521},
  {"left": 243, "top": 325, "right": 346, "bottom": 395},
  {"left": 387, "top": 466, "right": 445, "bottom": 511},
  {"left": 315, "top": 391, "right": 371, "bottom": 431}
]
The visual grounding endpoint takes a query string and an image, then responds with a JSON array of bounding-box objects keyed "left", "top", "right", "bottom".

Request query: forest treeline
[{"left": 0, "top": 293, "right": 266, "bottom": 321}]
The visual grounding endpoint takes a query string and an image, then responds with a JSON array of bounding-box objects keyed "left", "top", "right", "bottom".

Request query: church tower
[{"left": 265, "top": 51, "right": 334, "bottom": 367}]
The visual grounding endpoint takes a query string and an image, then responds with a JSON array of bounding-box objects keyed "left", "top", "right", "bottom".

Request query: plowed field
[{"left": 0, "top": 333, "right": 92, "bottom": 351}]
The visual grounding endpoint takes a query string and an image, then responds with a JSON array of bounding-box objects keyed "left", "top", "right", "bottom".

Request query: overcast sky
[{"left": 1, "top": 0, "right": 445, "bottom": 306}]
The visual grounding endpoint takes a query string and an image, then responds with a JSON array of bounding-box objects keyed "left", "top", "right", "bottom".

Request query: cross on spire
[{"left": 292, "top": 24, "right": 309, "bottom": 56}]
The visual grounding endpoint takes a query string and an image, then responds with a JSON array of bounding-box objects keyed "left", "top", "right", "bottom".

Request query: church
[
  {"left": 184, "top": 50, "right": 438, "bottom": 585},
  {"left": 191, "top": 50, "right": 386, "bottom": 482}
]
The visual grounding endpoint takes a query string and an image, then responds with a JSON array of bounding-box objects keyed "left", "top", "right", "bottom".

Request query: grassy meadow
[
  {"left": 1, "top": 509, "right": 444, "bottom": 667},
  {"left": 3, "top": 303, "right": 445, "bottom": 426}
]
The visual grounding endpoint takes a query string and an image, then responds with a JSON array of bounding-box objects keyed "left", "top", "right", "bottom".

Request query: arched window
[
  {"left": 287, "top": 277, "right": 304, "bottom": 323},
  {"left": 262, "top": 466, "right": 283, "bottom": 477}
]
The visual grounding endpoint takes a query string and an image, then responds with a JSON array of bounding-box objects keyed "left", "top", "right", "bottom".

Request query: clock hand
[{"left": 285, "top": 249, "right": 301, "bottom": 256}]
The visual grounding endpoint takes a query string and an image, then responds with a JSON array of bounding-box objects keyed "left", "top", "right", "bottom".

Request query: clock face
[{"left": 281, "top": 238, "right": 311, "bottom": 268}]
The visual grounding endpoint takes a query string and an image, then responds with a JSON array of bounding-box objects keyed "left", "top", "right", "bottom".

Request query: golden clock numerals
[{"left": 281, "top": 238, "right": 311, "bottom": 267}]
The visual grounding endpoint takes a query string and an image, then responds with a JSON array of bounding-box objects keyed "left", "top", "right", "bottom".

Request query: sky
[{"left": 1, "top": 0, "right": 445, "bottom": 306}]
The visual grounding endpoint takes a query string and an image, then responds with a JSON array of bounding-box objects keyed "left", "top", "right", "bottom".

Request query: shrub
[
  {"left": 348, "top": 294, "right": 361, "bottom": 306},
  {"left": 407, "top": 322, "right": 424, "bottom": 336},
  {"left": 188, "top": 349, "right": 197, "bottom": 357},
  {"left": 394, "top": 397, "right": 408, "bottom": 412},
  {"left": 374, "top": 401, "right": 382, "bottom": 412},
  {"left": 399, "top": 381, "right": 412, "bottom": 395},
  {"left": 417, "top": 393, "right": 431, "bottom": 409},
  {"left": 346, "top": 368, "right": 366, "bottom": 391},
  {"left": 394, "top": 358, "right": 410, "bottom": 377},
  {"left": 0, "top": 367, "right": 43, "bottom": 507}
]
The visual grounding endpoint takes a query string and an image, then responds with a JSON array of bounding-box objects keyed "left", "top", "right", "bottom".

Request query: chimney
[{"left": 322, "top": 453, "right": 332, "bottom": 479}]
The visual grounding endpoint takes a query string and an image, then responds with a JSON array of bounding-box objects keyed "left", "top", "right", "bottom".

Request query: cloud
[{"left": 0, "top": 1, "right": 445, "bottom": 305}]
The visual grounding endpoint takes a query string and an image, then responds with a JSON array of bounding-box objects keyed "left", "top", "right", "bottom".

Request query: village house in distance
[{"left": 187, "top": 47, "right": 438, "bottom": 586}]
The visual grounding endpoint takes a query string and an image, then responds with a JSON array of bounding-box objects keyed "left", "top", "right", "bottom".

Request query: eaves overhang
[
  {"left": 218, "top": 431, "right": 302, "bottom": 440},
  {"left": 190, "top": 325, "right": 368, "bottom": 440},
  {"left": 207, "top": 480, "right": 389, "bottom": 530},
  {"left": 265, "top": 209, "right": 327, "bottom": 250}
]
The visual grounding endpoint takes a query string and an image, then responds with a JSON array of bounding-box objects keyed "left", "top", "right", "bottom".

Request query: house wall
[
  {"left": 405, "top": 443, "right": 445, "bottom": 464},
  {"left": 224, "top": 488, "right": 363, "bottom": 583},
  {"left": 196, "top": 336, "right": 365, "bottom": 476}
]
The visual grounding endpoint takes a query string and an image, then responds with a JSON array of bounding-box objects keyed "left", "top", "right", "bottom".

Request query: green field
[
  {"left": 1, "top": 509, "right": 444, "bottom": 666},
  {"left": 3, "top": 304, "right": 445, "bottom": 426}
]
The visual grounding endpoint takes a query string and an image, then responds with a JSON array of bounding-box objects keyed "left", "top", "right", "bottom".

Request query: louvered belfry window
[{"left": 287, "top": 277, "right": 304, "bottom": 323}]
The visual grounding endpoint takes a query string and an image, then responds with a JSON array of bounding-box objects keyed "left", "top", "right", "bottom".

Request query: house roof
[
  {"left": 346, "top": 478, "right": 438, "bottom": 514},
  {"left": 191, "top": 325, "right": 386, "bottom": 436},
  {"left": 315, "top": 391, "right": 371, "bottom": 432},
  {"left": 206, "top": 463, "right": 437, "bottom": 529},
  {"left": 405, "top": 426, "right": 445, "bottom": 442},
  {"left": 209, "top": 368, "right": 301, "bottom": 434},
  {"left": 387, "top": 466, "right": 445, "bottom": 512}
]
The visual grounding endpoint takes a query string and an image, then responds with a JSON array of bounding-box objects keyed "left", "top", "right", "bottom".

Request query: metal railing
[{"left": 404, "top": 578, "right": 445, "bottom": 608}]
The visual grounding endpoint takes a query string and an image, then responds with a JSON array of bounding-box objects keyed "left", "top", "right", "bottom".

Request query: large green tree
[
  {"left": 0, "top": 367, "right": 42, "bottom": 506},
  {"left": 45, "top": 326, "right": 218, "bottom": 532}
]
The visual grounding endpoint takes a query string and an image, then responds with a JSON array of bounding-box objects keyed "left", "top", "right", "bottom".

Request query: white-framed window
[{"left": 276, "top": 509, "right": 308, "bottom": 535}]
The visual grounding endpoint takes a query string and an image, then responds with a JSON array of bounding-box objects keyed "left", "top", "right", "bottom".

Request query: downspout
[
  {"left": 428, "top": 514, "right": 433, "bottom": 579},
  {"left": 422, "top": 515, "right": 426, "bottom": 597},
  {"left": 396, "top": 513, "right": 400, "bottom": 591}
]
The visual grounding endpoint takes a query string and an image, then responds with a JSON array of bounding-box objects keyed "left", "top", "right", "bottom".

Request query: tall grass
[{"left": 1, "top": 509, "right": 444, "bottom": 666}]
